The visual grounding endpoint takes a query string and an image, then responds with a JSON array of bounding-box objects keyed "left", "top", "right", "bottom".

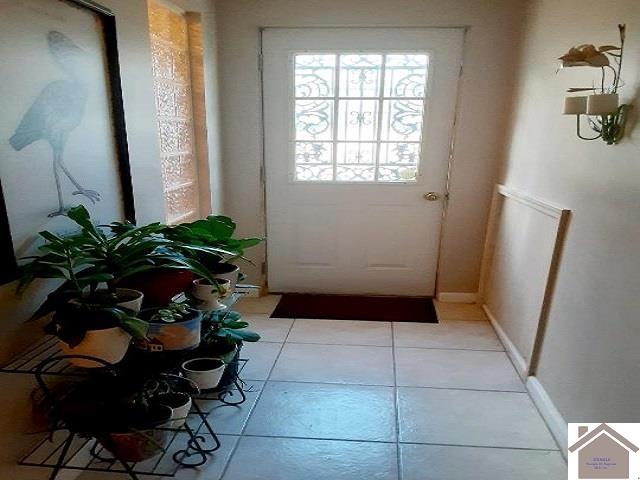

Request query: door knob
[{"left": 423, "top": 192, "right": 440, "bottom": 201}]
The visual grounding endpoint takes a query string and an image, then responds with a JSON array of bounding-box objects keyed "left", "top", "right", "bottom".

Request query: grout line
[
  {"left": 390, "top": 321, "right": 403, "bottom": 480},
  {"left": 262, "top": 340, "right": 504, "bottom": 352},
  {"left": 392, "top": 345, "right": 504, "bottom": 352},
  {"left": 240, "top": 378, "right": 527, "bottom": 394},
  {"left": 395, "top": 440, "right": 560, "bottom": 452},
  {"left": 218, "top": 317, "right": 295, "bottom": 480},
  {"left": 229, "top": 433, "right": 559, "bottom": 452}
]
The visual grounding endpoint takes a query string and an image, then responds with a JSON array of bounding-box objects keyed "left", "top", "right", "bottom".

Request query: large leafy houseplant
[
  {"left": 20, "top": 206, "right": 229, "bottom": 318},
  {"left": 161, "top": 215, "right": 263, "bottom": 268}
]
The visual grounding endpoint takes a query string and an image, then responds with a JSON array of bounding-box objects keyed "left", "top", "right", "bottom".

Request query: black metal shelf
[{"left": 2, "top": 291, "right": 251, "bottom": 479}]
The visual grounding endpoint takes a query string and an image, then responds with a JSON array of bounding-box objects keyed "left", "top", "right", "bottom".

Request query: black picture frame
[{"left": 0, "top": 0, "right": 136, "bottom": 286}]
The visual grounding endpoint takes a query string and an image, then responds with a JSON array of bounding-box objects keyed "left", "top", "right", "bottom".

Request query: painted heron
[{"left": 9, "top": 31, "right": 101, "bottom": 217}]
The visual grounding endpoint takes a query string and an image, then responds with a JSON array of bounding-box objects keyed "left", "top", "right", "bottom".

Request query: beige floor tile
[
  {"left": 223, "top": 436, "right": 398, "bottom": 480},
  {"left": 239, "top": 342, "right": 282, "bottom": 380},
  {"left": 434, "top": 301, "right": 488, "bottom": 321},
  {"left": 76, "top": 435, "right": 239, "bottom": 480},
  {"left": 401, "top": 444, "right": 566, "bottom": 480},
  {"left": 395, "top": 348, "right": 524, "bottom": 391},
  {"left": 245, "top": 382, "right": 396, "bottom": 441},
  {"left": 235, "top": 295, "right": 282, "bottom": 314},
  {"left": 397, "top": 387, "right": 557, "bottom": 449},
  {"left": 271, "top": 343, "right": 394, "bottom": 385},
  {"left": 393, "top": 320, "right": 503, "bottom": 350},
  {"left": 196, "top": 382, "right": 263, "bottom": 434},
  {"left": 287, "top": 319, "right": 392, "bottom": 346},
  {"left": 164, "top": 434, "right": 238, "bottom": 480},
  {"left": 241, "top": 314, "right": 293, "bottom": 342}
]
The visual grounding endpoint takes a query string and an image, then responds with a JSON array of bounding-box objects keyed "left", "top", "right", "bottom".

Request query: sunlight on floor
[{"left": 82, "top": 297, "right": 565, "bottom": 479}]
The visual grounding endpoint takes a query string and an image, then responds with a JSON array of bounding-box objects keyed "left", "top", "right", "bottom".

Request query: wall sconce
[{"left": 559, "top": 24, "right": 632, "bottom": 145}]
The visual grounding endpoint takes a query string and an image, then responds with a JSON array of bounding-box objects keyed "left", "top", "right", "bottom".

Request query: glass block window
[
  {"left": 293, "top": 53, "right": 429, "bottom": 183},
  {"left": 148, "top": 1, "right": 201, "bottom": 223}
]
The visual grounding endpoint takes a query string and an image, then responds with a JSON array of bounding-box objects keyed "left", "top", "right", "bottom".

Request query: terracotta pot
[
  {"left": 99, "top": 405, "right": 172, "bottom": 462},
  {"left": 119, "top": 269, "right": 194, "bottom": 307}
]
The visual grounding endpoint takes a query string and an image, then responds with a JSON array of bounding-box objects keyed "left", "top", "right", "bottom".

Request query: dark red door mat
[{"left": 270, "top": 294, "right": 437, "bottom": 323}]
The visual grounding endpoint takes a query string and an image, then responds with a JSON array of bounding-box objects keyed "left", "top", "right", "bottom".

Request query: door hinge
[
  {"left": 258, "top": 53, "right": 264, "bottom": 72},
  {"left": 261, "top": 261, "right": 267, "bottom": 275}
]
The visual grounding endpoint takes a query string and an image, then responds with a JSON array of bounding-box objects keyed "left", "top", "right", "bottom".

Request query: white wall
[
  {"left": 214, "top": 0, "right": 526, "bottom": 291},
  {"left": 501, "top": 0, "right": 640, "bottom": 425},
  {"left": 0, "top": 0, "right": 221, "bottom": 476}
]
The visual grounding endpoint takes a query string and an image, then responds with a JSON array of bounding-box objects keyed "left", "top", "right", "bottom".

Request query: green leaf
[
  {"left": 118, "top": 315, "right": 149, "bottom": 340},
  {"left": 223, "top": 321, "right": 249, "bottom": 329}
]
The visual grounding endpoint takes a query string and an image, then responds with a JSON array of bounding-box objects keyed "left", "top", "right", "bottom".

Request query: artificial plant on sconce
[{"left": 559, "top": 24, "right": 632, "bottom": 145}]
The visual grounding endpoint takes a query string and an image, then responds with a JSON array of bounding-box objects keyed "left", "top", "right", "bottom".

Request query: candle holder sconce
[{"left": 559, "top": 24, "right": 632, "bottom": 145}]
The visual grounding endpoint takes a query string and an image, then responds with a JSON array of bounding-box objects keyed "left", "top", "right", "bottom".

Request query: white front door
[{"left": 263, "top": 28, "right": 463, "bottom": 296}]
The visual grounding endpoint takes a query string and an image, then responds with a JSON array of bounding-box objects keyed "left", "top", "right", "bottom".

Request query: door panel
[{"left": 263, "top": 28, "right": 464, "bottom": 295}]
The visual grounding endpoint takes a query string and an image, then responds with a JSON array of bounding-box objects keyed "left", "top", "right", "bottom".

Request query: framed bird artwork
[{"left": 0, "top": 0, "right": 135, "bottom": 285}]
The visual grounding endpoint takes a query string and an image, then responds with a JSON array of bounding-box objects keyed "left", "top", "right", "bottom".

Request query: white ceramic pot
[
  {"left": 61, "top": 327, "right": 131, "bottom": 368},
  {"left": 156, "top": 392, "right": 192, "bottom": 428},
  {"left": 114, "top": 288, "right": 144, "bottom": 313},
  {"left": 191, "top": 279, "right": 230, "bottom": 311},
  {"left": 181, "top": 358, "right": 226, "bottom": 390},
  {"left": 210, "top": 264, "right": 240, "bottom": 294}
]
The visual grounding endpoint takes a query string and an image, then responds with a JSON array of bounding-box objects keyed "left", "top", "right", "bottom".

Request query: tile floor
[{"left": 80, "top": 297, "right": 567, "bottom": 479}]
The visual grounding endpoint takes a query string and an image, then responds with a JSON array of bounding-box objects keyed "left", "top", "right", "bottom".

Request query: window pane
[
  {"left": 336, "top": 165, "right": 375, "bottom": 182},
  {"left": 295, "top": 142, "right": 332, "bottom": 164},
  {"left": 291, "top": 51, "right": 428, "bottom": 183},
  {"left": 384, "top": 54, "right": 428, "bottom": 97},
  {"left": 336, "top": 142, "right": 376, "bottom": 165},
  {"left": 339, "top": 54, "right": 383, "bottom": 97},
  {"left": 337, "top": 99, "right": 378, "bottom": 141},
  {"left": 379, "top": 142, "right": 420, "bottom": 165},
  {"left": 381, "top": 100, "right": 424, "bottom": 141},
  {"left": 377, "top": 165, "right": 417, "bottom": 182},
  {"left": 295, "top": 100, "right": 334, "bottom": 140},
  {"left": 295, "top": 54, "right": 335, "bottom": 98},
  {"left": 296, "top": 164, "right": 334, "bottom": 181}
]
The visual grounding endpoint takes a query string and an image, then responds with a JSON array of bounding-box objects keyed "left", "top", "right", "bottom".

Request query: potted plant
[
  {"left": 137, "top": 302, "right": 203, "bottom": 352},
  {"left": 56, "top": 375, "right": 174, "bottom": 462},
  {"left": 181, "top": 357, "right": 226, "bottom": 391},
  {"left": 191, "top": 278, "right": 231, "bottom": 311},
  {"left": 162, "top": 215, "right": 263, "bottom": 293},
  {"left": 197, "top": 310, "right": 260, "bottom": 389},
  {"left": 19, "top": 206, "right": 230, "bottom": 364},
  {"left": 17, "top": 211, "right": 149, "bottom": 367},
  {"left": 46, "top": 302, "right": 147, "bottom": 367}
]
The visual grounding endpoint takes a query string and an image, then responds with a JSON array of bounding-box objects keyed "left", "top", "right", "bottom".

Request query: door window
[{"left": 293, "top": 53, "right": 429, "bottom": 183}]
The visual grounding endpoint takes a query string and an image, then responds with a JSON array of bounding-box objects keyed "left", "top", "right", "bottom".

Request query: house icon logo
[{"left": 568, "top": 423, "right": 640, "bottom": 479}]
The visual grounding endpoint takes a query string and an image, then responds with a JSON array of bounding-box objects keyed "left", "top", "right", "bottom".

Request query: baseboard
[
  {"left": 235, "top": 284, "right": 263, "bottom": 297},
  {"left": 482, "top": 304, "right": 527, "bottom": 379},
  {"left": 436, "top": 292, "right": 477, "bottom": 303},
  {"left": 526, "top": 376, "right": 568, "bottom": 459}
]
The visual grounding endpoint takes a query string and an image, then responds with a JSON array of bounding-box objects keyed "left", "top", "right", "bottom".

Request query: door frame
[{"left": 258, "top": 26, "right": 468, "bottom": 296}]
